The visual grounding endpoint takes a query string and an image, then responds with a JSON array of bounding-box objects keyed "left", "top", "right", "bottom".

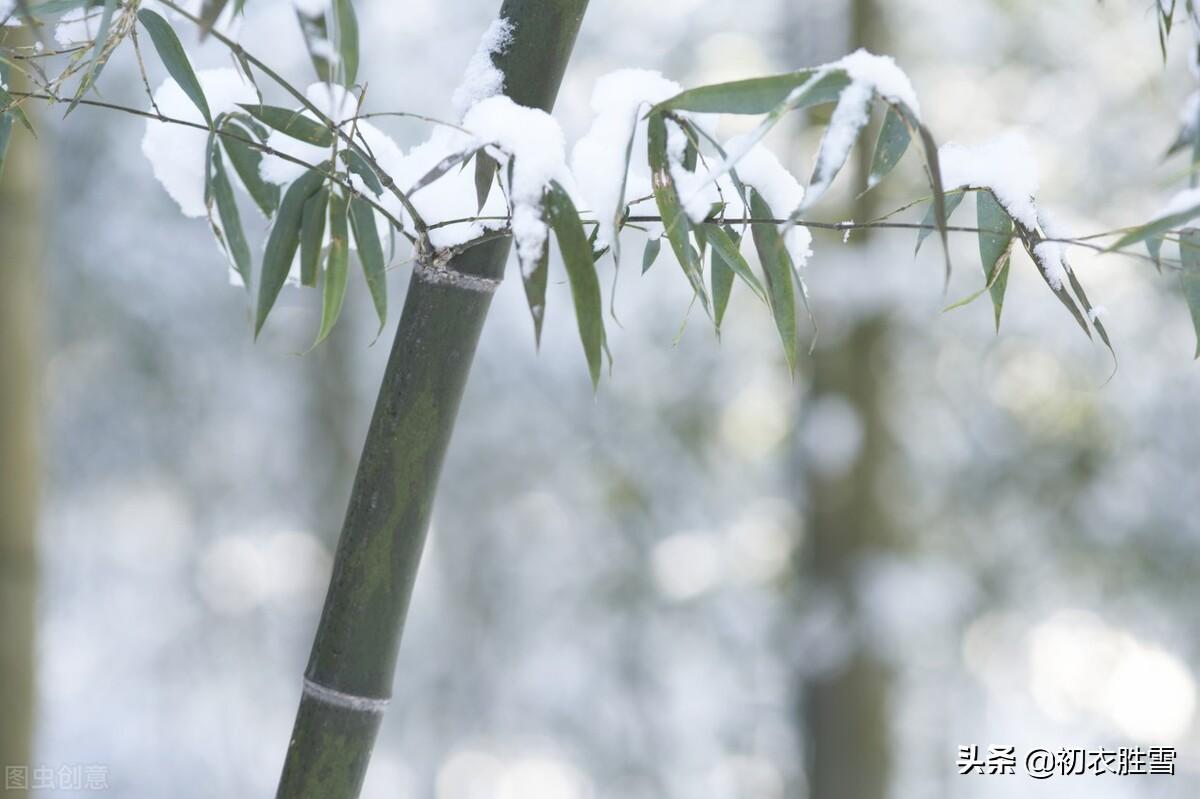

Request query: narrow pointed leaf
[
  {"left": 256, "top": 168, "right": 326, "bottom": 334},
  {"left": 647, "top": 111, "right": 709, "bottom": 313},
  {"left": 1109, "top": 203, "right": 1200, "bottom": 250},
  {"left": 915, "top": 190, "right": 964, "bottom": 254},
  {"left": 221, "top": 121, "right": 280, "bottom": 216},
  {"left": 1180, "top": 228, "right": 1200, "bottom": 358},
  {"left": 520, "top": 242, "right": 549, "bottom": 347},
  {"left": 138, "top": 8, "right": 212, "bottom": 125},
  {"left": 239, "top": 103, "right": 333, "bottom": 146},
  {"left": 701, "top": 223, "right": 766, "bottom": 302},
  {"left": 641, "top": 237, "right": 661, "bottom": 274},
  {"left": 545, "top": 181, "right": 605, "bottom": 387},
  {"left": 210, "top": 146, "right": 252, "bottom": 287},
  {"left": 867, "top": 105, "right": 911, "bottom": 189},
  {"left": 349, "top": 196, "right": 386, "bottom": 329},
  {"left": 977, "top": 189, "right": 1014, "bottom": 329},
  {"left": 314, "top": 189, "right": 350, "bottom": 346},
  {"left": 1146, "top": 235, "right": 1164, "bottom": 273},
  {"left": 295, "top": 7, "right": 334, "bottom": 85},
  {"left": 198, "top": 0, "right": 230, "bottom": 37},
  {"left": 474, "top": 151, "right": 497, "bottom": 211},
  {"left": 66, "top": 0, "right": 115, "bottom": 115},
  {"left": 804, "top": 84, "right": 873, "bottom": 209},
  {"left": 341, "top": 149, "right": 383, "bottom": 196},
  {"left": 334, "top": 0, "right": 359, "bottom": 86},
  {"left": 653, "top": 68, "right": 848, "bottom": 115},
  {"left": 748, "top": 189, "right": 797, "bottom": 374},
  {"left": 409, "top": 148, "right": 476, "bottom": 194},
  {"left": 300, "top": 186, "right": 330, "bottom": 287}
]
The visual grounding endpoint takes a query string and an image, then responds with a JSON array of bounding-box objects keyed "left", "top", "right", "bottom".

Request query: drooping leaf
[
  {"left": 544, "top": 181, "right": 605, "bottom": 387},
  {"left": 409, "top": 148, "right": 476, "bottom": 194},
  {"left": 520, "top": 239, "right": 549, "bottom": 347},
  {"left": 1146, "top": 235, "right": 1164, "bottom": 274},
  {"left": 295, "top": 6, "right": 333, "bottom": 85},
  {"left": 976, "top": 189, "right": 1014, "bottom": 330},
  {"left": 238, "top": 103, "right": 333, "bottom": 146},
  {"left": 915, "top": 190, "right": 965, "bottom": 254},
  {"left": 198, "top": 0, "right": 230, "bottom": 37},
  {"left": 138, "top": 9, "right": 212, "bottom": 125},
  {"left": 653, "top": 68, "right": 849, "bottom": 115},
  {"left": 804, "top": 83, "right": 874, "bottom": 209},
  {"left": 340, "top": 149, "right": 383, "bottom": 196},
  {"left": 314, "top": 189, "right": 350, "bottom": 346},
  {"left": 1065, "top": 264, "right": 1114, "bottom": 359},
  {"left": 1027, "top": 239, "right": 1092, "bottom": 340},
  {"left": 0, "top": 82, "right": 34, "bottom": 138},
  {"left": 701, "top": 223, "right": 766, "bottom": 302},
  {"left": 647, "top": 111, "right": 709, "bottom": 313},
  {"left": 867, "top": 104, "right": 911, "bottom": 190},
  {"left": 474, "top": 151, "right": 497, "bottom": 211},
  {"left": 641, "top": 237, "right": 661, "bottom": 274},
  {"left": 1181, "top": 228, "right": 1200, "bottom": 358},
  {"left": 220, "top": 120, "right": 280, "bottom": 216},
  {"left": 300, "top": 186, "right": 330, "bottom": 287},
  {"left": 209, "top": 145, "right": 252, "bottom": 288},
  {"left": 748, "top": 189, "right": 798, "bottom": 374},
  {"left": 256, "top": 167, "right": 327, "bottom": 334},
  {"left": 915, "top": 119, "right": 953, "bottom": 284},
  {"left": 349, "top": 196, "right": 386, "bottom": 330},
  {"left": 66, "top": 0, "right": 116, "bottom": 115},
  {"left": 333, "top": 0, "right": 359, "bottom": 86}
]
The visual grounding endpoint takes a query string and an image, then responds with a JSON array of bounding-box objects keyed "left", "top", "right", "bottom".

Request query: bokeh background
[{"left": 4, "top": 0, "right": 1200, "bottom": 796}]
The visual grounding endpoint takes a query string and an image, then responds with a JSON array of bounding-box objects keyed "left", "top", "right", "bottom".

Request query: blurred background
[{"left": 3, "top": 0, "right": 1200, "bottom": 796}]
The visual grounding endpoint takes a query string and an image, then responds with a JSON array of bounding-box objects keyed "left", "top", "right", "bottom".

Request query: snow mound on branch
[
  {"left": 462, "top": 95, "right": 572, "bottom": 267},
  {"left": 834, "top": 49, "right": 922, "bottom": 118},
  {"left": 571, "top": 69, "right": 685, "bottom": 249},
  {"left": 142, "top": 68, "right": 257, "bottom": 218},
  {"left": 451, "top": 18, "right": 514, "bottom": 119},
  {"left": 938, "top": 132, "right": 1040, "bottom": 228},
  {"left": 724, "top": 134, "right": 813, "bottom": 268}
]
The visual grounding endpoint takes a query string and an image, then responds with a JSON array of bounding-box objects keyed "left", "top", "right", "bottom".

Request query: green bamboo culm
[
  {"left": 274, "top": 3, "right": 589, "bottom": 797},
  {"left": 0, "top": 29, "right": 40, "bottom": 799}
]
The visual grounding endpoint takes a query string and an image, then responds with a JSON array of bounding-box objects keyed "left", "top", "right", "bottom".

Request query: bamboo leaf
[
  {"left": 915, "top": 190, "right": 964, "bottom": 254},
  {"left": 474, "top": 151, "right": 497, "bottom": 211},
  {"left": 805, "top": 83, "right": 873, "bottom": 209},
  {"left": 701, "top": 223, "right": 766, "bottom": 302},
  {"left": 300, "top": 186, "right": 330, "bottom": 287},
  {"left": 220, "top": 120, "right": 280, "bottom": 216},
  {"left": 409, "top": 148, "right": 476, "bottom": 194},
  {"left": 520, "top": 240, "right": 549, "bottom": 347},
  {"left": 238, "top": 103, "right": 333, "bottom": 146},
  {"left": 340, "top": 149, "right": 383, "bottom": 196},
  {"left": 295, "top": 7, "right": 333, "bottom": 85},
  {"left": 1108, "top": 203, "right": 1200, "bottom": 251},
  {"left": 1146, "top": 235, "right": 1164, "bottom": 274},
  {"left": 915, "top": 120, "right": 953, "bottom": 284},
  {"left": 653, "top": 68, "right": 848, "bottom": 115},
  {"left": 641, "top": 237, "right": 660, "bottom": 274},
  {"left": 256, "top": 167, "right": 326, "bottom": 334},
  {"left": 210, "top": 145, "right": 252, "bottom": 287},
  {"left": 748, "top": 189, "right": 797, "bottom": 374},
  {"left": 647, "top": 111, "right": 709, "bottom": 313},
  {"left": 334, "top": 0, "right": 359, "bottom": 86},
  {"left": 138, "top": 8, "right": 212, "bottom": 125},
  {"left": 349, "top": 196, "right": 386, "bottom": 329},
  {"left": 0, "top": 84, "right": 34, "bottom": 138},
  {"left": 198, "top": 0, "right": 230, "bottom": 37},
  {"left": 867, "top": 105, "right": 911, "bottom": 190},
  {"left": 700, "top": 226, "right": 735, "bottom": 329},
  {"left": 66, "top": 0, "right": 115, "bottom": 115},
  {"left": 314, "top": 189, "right": 350, "bottom": 346},
  {"left": 1181, "top": 228, "right": 1200, "bottom": 358},
  {"left": 976, "top": 189, "right": 1014, "bottom": 330},
  {"left": 545, "top": 181, "right": 605, "bottom": 387}
]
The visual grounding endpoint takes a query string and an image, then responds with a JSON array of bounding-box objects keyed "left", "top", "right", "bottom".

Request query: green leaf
[
  {"left": 334, "top": 0, "right": 359, "bottom": 86},
  {"left": 256, "top": 167, "right": 326, "bottom": 335},
  {"left": 545, "top": 181, "right": 605, "bottom": 387},
  {"left": 914, "top": 119, "right": 953, "bottom": 284},
  {"left": 1109, "top": 203, "right": 1200, "bottom": 251},
  {"left": 701, "top": 223, "right": 766, "bottom": 302},
  {"left": 867, "top": 105, "right": 911, "bottom": 190},
  {"left": 220, "top": 121, "right": 280, "bottom": 217},
  {"left": 238, "top": 103, "right": 333, "bottom": 146},
  {"left": 520, "top": 239, "right": 549, "bottom": 348},
  {"left": 349, "top": 196, "right": 386, "bottom": 330},
  {"left": 915, "top": 190, "right": 964, "bottom": 254},
  {"left": 641, "top": 237, "right": 661, "bottom": 274},
  {"left": 314, "top": 189, "right": 350, "bottom": 346},
  {"left": 210, "top": 146, "right": 252, "bottom": 288},
  {"left": 295, "top": 6, "right": 334, "bottom": 85},
  {"left": 66, "top": 0, "right": 116, "bottom": 115},
  {"left": 1146, "top": 235, "right": 1164, "bottom": 273},
  {"left": 976, "top": 189, "right": 1014, "bottom": 330},
  {"left": 653, "top": 68, "right": 849, "bottom": 115},
  {"left": 1181, "top": 228, "right": 1200, "bottom": 358},
  {"left": 805, "top": 83, "right": 873, "bottom": 209},
  {"left": 198, "top": 0, "right": 230, "bottom": 37},
  {"left": 300, "top": 186, "right": 330, "bottom": 287},
  {"left": 647, "top": 112, "right": 709, "bottom": 314},
  {"left": 138, "top": 9, "right": 212, "bottom": 126},
  {"left": 409, "top": 148, "right": 476, "bottom": 194},
  {"left": 474, "top": 151, "right": 497, "bottom": 211},
  {"left": 748, "top": 189, "right": 798, "bottom": 374},
  {"left": 0, "top": 84, "right": 34, "bottom": 138},
  {"left": 340, "top": 149, "right": 383, "bottom": 196}
]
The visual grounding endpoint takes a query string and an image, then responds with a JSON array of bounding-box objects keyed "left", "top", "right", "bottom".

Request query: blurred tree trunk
[
  {"left": 0, "top": 33, "right": 41, "bottom": 796},
  {"left": 791, "top": 0, "right": 896, "bottom": 797}
]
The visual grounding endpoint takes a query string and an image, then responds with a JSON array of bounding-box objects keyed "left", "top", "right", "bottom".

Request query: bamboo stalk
[
  {"left": 274, "top": 3, "right": 589, "bottom": 797},
  {"left": 0, "top": 29, "right": 40, "bottom": 799}
]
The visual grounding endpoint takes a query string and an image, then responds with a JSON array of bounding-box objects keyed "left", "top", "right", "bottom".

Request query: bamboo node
[
  {"left": 414, "top": 261, "right": 501, "bottom": 294},
  {"left": 301, "top": 677, "right": 391, "bottom": 713}
]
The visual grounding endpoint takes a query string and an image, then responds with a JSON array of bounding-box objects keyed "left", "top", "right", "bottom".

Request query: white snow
[
  {"left": 724, "top": 133, "right": 813, "bottom": 268},
  {"left": 807, "top": 80, "right": 873, "bottom": 203},
  {"left": 571, "top": 69, "right": 684, "bottom": 249},
  {"left": 834, "top": 48, "right": 922, "bottom": 118},
  {"left": 1033, "top": 241, "right": 1069, "bottom": 291},
  {"left": 939, "top": 132, "right": 1041, "bottom": 229},
  {"left": 462, "top": 95, "right": 572, "bottom": 268},
  {"left": 142, "top": 68, "right": 258, "bottom": 218},
  {"left": 450, "top": 18, "right": 514, "bottom": 119},
  {"left": 54, "top": 7, "right": 98, "bottom": 46},
  {"left": 1088, "top": 305, "right": 1109, "bottom": 322}
]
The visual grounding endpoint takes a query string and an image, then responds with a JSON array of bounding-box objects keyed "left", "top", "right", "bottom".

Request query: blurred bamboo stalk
[
  {"left": 0, "top": 28, "right": 41, "bottom": 799},
  {"left": 274, "top": 3, "right": 589, "bottom": 797}
]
